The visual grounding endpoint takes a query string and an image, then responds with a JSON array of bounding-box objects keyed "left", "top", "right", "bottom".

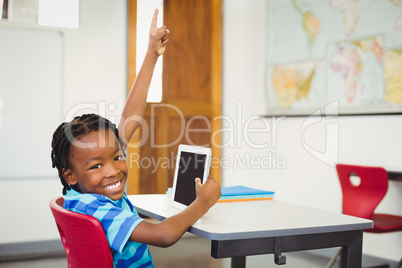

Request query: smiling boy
[{"left": 51, "top": 9, "right": 221, "bottom": 268}]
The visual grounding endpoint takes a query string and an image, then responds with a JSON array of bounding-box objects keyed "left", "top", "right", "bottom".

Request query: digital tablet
[{"left": 171, "top": 144, "right": 212, "bottom": 209}]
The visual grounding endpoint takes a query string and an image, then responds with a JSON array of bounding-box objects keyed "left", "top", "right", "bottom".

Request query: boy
[{"left": 51, "top": 9, "right": 221, "bottom": 267}]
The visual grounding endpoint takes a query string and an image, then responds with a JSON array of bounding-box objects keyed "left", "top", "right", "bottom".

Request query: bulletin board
[{"left": 0, "top": 27, "right": 63, "bottom": 178}]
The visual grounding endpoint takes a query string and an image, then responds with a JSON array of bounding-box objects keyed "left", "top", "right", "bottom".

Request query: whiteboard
[{"left": 0, "top": 27, "right": 62, "bottom": 178}]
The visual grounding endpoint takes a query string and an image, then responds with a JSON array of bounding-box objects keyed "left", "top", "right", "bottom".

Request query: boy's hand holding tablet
[
  {"left": 132, "top": 145, "right": 221, "bottom": 247},
  {"left": 195, "top": 176, "right": 221, "bottom": 211},
  {"left": 171, "top": 144, "right": 221, "bottom": 210}
]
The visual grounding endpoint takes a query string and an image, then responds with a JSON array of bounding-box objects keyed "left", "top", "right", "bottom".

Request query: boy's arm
[
  {"left": 130, "top": 176, "right": 222, "bottom": 247},
  {"left": 119, "top": 9, "right": 169, "bottom": 148}
]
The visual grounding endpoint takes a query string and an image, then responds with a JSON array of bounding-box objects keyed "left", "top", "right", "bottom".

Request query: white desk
[{"left": 128, "top": 194, "right": 373, "bottom": 268}]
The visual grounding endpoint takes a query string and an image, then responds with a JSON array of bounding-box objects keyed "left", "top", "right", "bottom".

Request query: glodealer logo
[
  {"left": 301, "top": 101, "right": 339, "bottom": 167},
  {"left": 63, "top": 100, "right": 339, "bottom": 169}
]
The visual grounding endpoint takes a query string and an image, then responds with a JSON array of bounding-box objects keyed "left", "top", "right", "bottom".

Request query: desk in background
[
  {"left": 128, "top": 194, "right": 372, "bottom": 268},
  {"left": 387, "top": 170, "right": 402, "bottom": 182}
]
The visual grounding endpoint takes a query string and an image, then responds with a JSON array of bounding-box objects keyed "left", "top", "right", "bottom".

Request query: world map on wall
[{"left": 266, "top": 0, "right": 402, "bottom": 114}]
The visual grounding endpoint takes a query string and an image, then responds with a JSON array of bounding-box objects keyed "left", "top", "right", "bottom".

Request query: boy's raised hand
[
  {"left": 149, "top": 9, "right": 170, "bottom": 56},
  {"left": 195, "top": 176, "right": 222, "bottom": 209}
]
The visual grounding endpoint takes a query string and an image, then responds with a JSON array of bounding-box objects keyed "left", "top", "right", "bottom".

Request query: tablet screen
[{"left": 173, "top": 151, "right": 207, "bottom": 206}]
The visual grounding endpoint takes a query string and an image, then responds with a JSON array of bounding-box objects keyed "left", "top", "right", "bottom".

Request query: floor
[{"left": 0, "top": 235, "right": 397, "bottom": 268}]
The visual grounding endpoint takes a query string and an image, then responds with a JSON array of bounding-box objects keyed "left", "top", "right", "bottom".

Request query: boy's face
[{"left": 65, "top": 129, "right": 127, "bottom": 200}]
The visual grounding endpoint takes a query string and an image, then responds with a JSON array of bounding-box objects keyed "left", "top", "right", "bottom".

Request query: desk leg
[
  {"left": 340, "top": 231, "right": 363, "bottom": 268},
  {"left": 231, "top": 256, "right": 246, "bottom": 268},
  {"left": 211, "top": 230, "right": 363, "bottom": 268}
]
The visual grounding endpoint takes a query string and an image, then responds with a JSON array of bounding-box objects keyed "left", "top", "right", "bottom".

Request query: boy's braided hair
[{"left": 51, "top": 113, "right": 124, "bottom": 195}]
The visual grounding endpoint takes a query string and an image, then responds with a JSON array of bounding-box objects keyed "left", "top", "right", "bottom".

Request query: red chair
[
  {"left": 327, "top": 164, "right": 402, "bottom": 268},
  {"left": 336, "top": 164, "right": 402, "bottom": 233},
  {"left": 49, "top": 197, "right": 113, "bottom": 268}
]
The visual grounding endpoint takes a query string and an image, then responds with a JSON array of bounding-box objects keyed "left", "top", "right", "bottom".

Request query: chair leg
[
  {"left": 325, "top": 248, "right": 396, "bottom": 268},
  {"left": 395, "top": 257, "right": 402, "bottom": 268},
  {"left": 325, "top": 248, "right": 342, "bottom": 268}
]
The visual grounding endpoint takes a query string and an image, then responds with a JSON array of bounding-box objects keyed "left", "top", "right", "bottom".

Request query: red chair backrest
[
  {"left": 336, "top": 164, "right": 389, "bottom": 220},
  {"left": 49, "top": 197, "right": 113, "bottom": 268}
]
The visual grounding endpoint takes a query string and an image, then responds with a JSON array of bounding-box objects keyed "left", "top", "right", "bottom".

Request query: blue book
[
  {"left": 221, "top": 185, "right": 275, "bottom": 196},
  {"left": 220, "top": 194, "right": 274, "bottom": 200}
]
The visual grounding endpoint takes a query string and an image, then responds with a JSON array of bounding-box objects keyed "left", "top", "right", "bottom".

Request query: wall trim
[
  {"left": 0, "top": 240, "right": 65, "bottom": 262},
  {"left": 0, "top": 238, "right": 397, "bottom": 265}
]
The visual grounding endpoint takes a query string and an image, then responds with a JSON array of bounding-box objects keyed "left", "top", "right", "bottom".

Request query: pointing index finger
[{"left": 151, "top": 9, "right": 159, "bottom": 28}]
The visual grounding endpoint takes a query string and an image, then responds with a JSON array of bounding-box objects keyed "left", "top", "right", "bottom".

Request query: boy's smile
[{"left": 64, "top": 129, "right": 127, "bottom": 200}]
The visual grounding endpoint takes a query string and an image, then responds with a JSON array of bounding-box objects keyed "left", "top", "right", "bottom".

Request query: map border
[{"left": 264, "top": 1, "right": 402, "bottom": 117}]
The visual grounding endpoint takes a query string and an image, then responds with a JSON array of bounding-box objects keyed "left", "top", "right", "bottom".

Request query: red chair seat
[{"left": 368, "top": 213, "right": 402, "bottom": 233}]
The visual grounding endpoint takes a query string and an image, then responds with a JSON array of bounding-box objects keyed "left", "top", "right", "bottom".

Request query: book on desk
[{"left": 166, "top": 185, "right": 275, "bottom": 203}]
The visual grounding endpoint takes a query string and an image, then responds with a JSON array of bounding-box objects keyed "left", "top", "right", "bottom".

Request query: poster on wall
[{"left": 265, "top": 0, "right": 402, "bottom": 116}]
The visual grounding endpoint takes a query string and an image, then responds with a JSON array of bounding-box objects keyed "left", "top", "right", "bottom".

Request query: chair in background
[
  {"left": 326, "top": 164, "right": 402, "bottom": 268},
  {"left": 49, "top": 197, "right": 113, "bottom": 268}
]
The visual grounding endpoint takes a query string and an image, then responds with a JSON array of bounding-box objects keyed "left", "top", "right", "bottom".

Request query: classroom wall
[
  {"left": 0, "top": 0, "right": 127, "bottom": 244},
  {"left": 222, "top": 0, "right": 402, "bottom": 261},
  {"left": 1, "top": 0, "right": 400, "bottom": 262}
]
